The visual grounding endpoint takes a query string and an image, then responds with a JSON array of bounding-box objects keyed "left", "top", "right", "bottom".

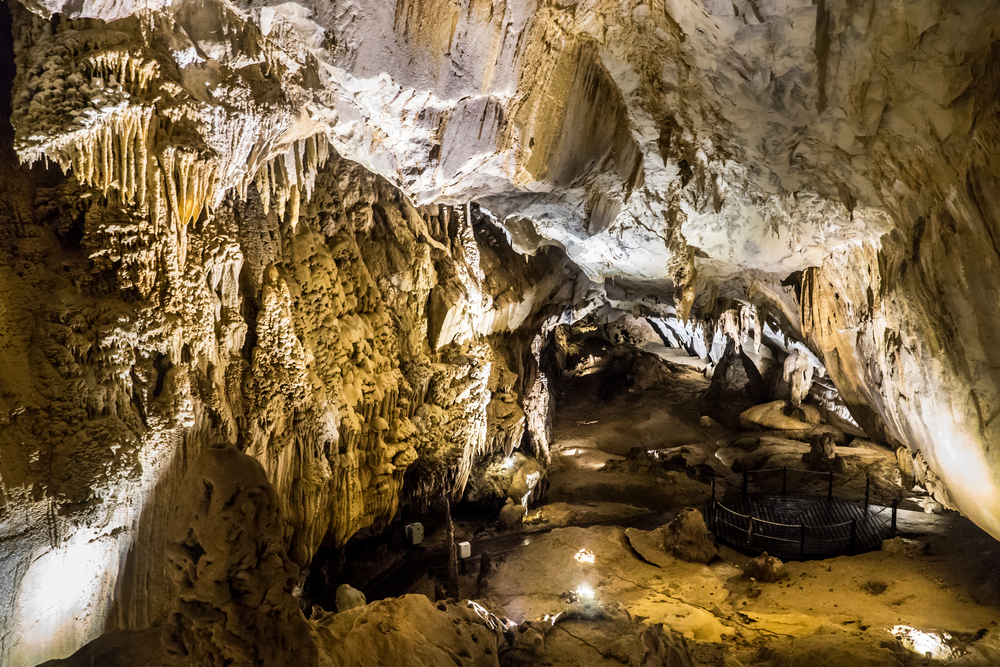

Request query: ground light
[
  {"left": 574, "top": 548, "right": 595, "bottom": 563},
  {"left": 573, "top": 584, "right": 596, "bottom": 601},
  {"left": 890, "top": 625, "right": 956, "bottom": 659}
]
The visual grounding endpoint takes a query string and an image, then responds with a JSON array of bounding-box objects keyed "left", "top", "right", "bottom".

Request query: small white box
[
  {"left": 457, "top": 541, "right": 472, "bottom": 559},
  {"left": 405, "top": 522, "right": 424, "bottom": 545}
]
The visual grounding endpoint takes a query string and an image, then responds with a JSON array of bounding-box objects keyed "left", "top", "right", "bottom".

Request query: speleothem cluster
[{"left": 2, "top": 0, "right": 1000, "bottom": 664}]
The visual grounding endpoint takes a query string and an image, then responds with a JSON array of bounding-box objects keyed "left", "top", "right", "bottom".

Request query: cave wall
[
  {"left": 0, "top": 152, "right": 566, "bottom": 665},
  {"left": 0, "top": 8, "right": 576, "bottom": 660},
  {"left": 803, "top": 46, "right": 1000, "bottom": 536}
]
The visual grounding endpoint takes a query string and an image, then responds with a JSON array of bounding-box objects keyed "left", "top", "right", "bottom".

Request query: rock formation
[
  {"left": 743, "top": 552, "right": 787, "bottom": 583},
  {"left": 161, "top": 443, "right": 317, "bottom": 667},
  {"left": 2, "top": 0, "right": 1000, "bottom": 663},
  {"left": 653, "top": 508, "right": 717, "bottom": 565}
]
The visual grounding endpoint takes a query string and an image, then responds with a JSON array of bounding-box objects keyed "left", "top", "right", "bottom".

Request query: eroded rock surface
[
  {"left": 4, "top": 0, "right": 1000, "bottom": 663},
  {"left": 162, "top": 443, "right": 317, "bottom": 667}
]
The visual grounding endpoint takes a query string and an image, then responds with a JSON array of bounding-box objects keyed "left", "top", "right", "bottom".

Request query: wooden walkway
[{"left": 706, "top": 494, "right": 893, "bottom": 560}]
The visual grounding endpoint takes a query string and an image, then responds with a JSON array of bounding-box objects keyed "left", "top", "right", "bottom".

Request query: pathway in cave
[{"left": 320, "top": 358, "right": 715, "bottom": 609}]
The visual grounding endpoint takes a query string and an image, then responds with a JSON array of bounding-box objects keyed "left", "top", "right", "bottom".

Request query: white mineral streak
[{"left": 5, "top": 0, "right": 1000, "bottom": 664}]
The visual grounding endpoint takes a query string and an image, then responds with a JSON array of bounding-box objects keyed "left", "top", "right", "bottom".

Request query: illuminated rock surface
[{"left": 1, "top": 0, "right": 1000, "bottom": 664}]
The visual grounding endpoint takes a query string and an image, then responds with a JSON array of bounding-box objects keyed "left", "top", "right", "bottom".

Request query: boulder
[
  {"left": 881, "top": 537, "right": 925, "bottom": 558},
  {"left": 653, "top": 508, "right": 717, "bottom": 564},
  {"left": 743, "top": 552, "right": 786, "bottom": 582},
  {"left": 740, "top": 400, "right": 813, "bottom": 431},
  {"left": 498, "top": 499, "right": 527, "bottom": 531},
  {"left": 335, "top": 584, "right": 367, "bottom": 612}
]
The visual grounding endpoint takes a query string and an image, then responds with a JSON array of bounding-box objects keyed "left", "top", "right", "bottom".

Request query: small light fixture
[
  {"left": 573, "top": 584, "right": 595, "bottom": 601},
  {"left": 574, "top": 548, "right": 595, "bottom": 564}
]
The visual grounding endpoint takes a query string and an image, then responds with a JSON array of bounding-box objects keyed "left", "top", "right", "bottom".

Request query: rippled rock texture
[{"left": 2, "top": 0, "right": 1000, "bottom": 664}]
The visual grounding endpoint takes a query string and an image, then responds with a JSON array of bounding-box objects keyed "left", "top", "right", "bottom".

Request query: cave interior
[{"left": 1, "top": 0, "right": 1000, "bottom": 665}]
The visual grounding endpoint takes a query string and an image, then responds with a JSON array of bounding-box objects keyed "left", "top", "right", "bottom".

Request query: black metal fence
[{"left": 705, "top": 467, "right": 899, "bottom": 560}]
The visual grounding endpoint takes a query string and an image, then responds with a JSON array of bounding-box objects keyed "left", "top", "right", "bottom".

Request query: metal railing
[{"left": 705, "top": 467, "right": 899, "bottom": 558}]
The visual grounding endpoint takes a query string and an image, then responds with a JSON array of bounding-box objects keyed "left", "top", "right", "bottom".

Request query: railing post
[
  {"left": 827, "top": 471, "right": 834, "bottom": 499},
  {"left": 782, "top": 466, "right": 787, "bottom": 496},
  {"left": 800, "top": 524, "right": 806, "bottom": 557},
  {"left": 742, "top": 471, "right": 748, "bottom": 499},
  {"left": 747, "top": 517, "right": 754, "bottom": 547},
  {"left": 850, "top": 519, "right": 857, "bottom": 553},
  {"left": 864, "top": 477, "right": 870, "bottom": 514},
  {"left": 891, "top": 499, "right": 898, "bottom": 536},
  {"left": 712, "top": 478, "right": 716, "bottom": 504}
]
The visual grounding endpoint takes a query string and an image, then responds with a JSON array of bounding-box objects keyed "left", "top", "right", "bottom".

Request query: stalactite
[
  {"left": 254, "top": 135, "right": 331, "bottom": 226},
  {"left": 87, "top": 49, "right": 159, "bottom": 96},
  {"left": 49, "top": 106, "right": 155, "bottom": 205}
]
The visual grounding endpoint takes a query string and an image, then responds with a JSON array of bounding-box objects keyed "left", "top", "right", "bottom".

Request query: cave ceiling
[{"left": 18, "top": 0, "right": 987, "bottom": 293}]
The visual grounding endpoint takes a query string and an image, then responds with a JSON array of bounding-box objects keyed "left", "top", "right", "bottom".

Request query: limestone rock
[
  {"left": 8, "top": 0, "right": 1000, "bottom": 661},
  {"left": 652, "top": 508, "right": 717, "bottom": 564},
  {"left": 704, "top": 339, "right": 768, "bottom": 406},
  {"left": 625, "top": 527, "right": 675, "bottom": 569},
  {"left": 740, "top": 401, "right": 814, "bottom": 431},
  {"left": 802, "top": 433, "right": 846, "bottom": 473},
  {"left": 510, "top": 620, "right": 548, "bottom": 657},
  {"left": 507, "top": 455, "right": 544, "bottom": 504},
  {"left": 782, "top": 351, "right": 816, "bottom": 408},
  {"left": 881, "top": 537, "right": 926, "bottom": 558},
  {"left": 743, "top": 553, "right": 787, "bottom": 583},
  {"left": 335, "top": 585, "right": 367, "bottom": 613},
  {"left": 315, "top": 596, "right": 505, "bottom": 667},
  {"left": 499, "top": 500, "right": 528, "bottom": 532},
  {"left": 161, "top": 444, "right": 318, "bottom": 667},
  {"left": 640, "top": 623, "right": 694, "bottom": 667}
]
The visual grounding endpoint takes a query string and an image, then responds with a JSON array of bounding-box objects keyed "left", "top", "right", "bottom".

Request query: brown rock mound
[
  {"left": 162, "top": 443, "right": 318, "bottom": 667},
  {"left": 743, "top": 552, "right": 787, "bottom": 582},
  {"left": 652, "top": 508, "right": 717, "bottom": 564}
]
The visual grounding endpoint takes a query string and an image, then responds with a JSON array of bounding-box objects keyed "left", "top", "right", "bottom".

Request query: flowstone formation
[
  {"left": 41, "top": 444, "right": 514, "bottom": 667},
  {"left": 3, "top": 0, "right": 1000, "bottom": 664},
  {"left": 0, "top": 144, "right": 573, "bottom": 664}
]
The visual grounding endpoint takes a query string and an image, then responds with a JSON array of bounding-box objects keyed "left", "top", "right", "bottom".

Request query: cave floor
[{"left": 455, "top": 368, "right": 1000, "bottom": 666}]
